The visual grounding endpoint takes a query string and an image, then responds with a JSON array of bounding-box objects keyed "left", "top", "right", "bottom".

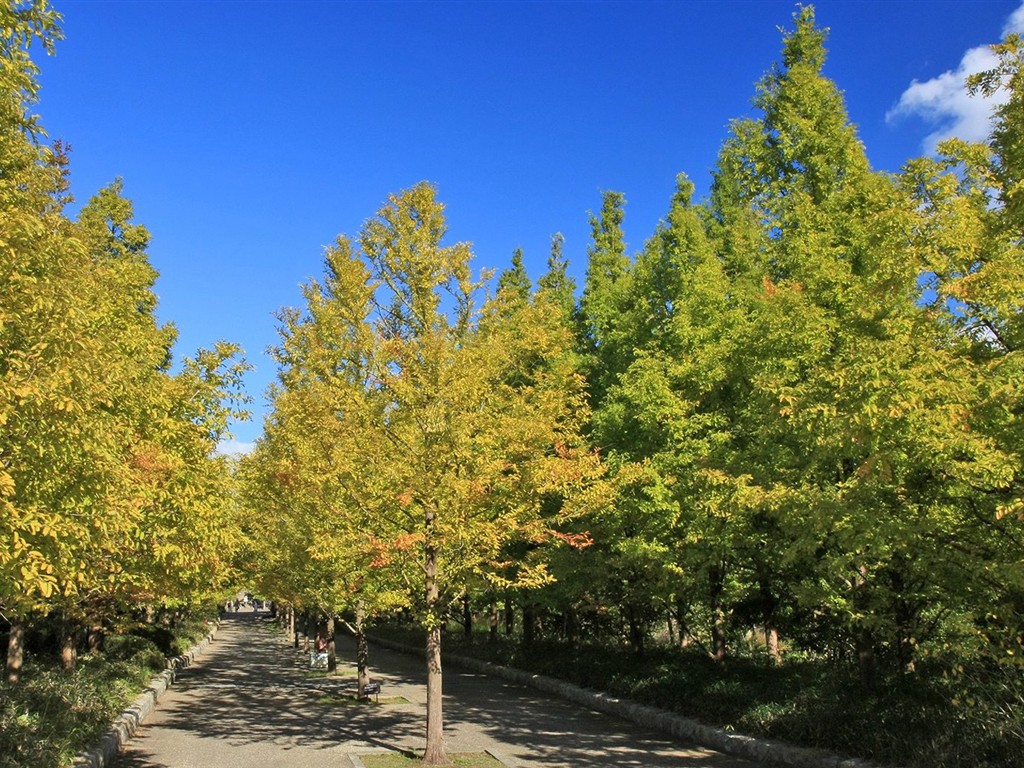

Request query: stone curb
[
  {"left": 72, "top": 623, "right": 219, "bottom": 768},
  {"left": 367, "top": 635, "right": 887, "bottom": 768}
]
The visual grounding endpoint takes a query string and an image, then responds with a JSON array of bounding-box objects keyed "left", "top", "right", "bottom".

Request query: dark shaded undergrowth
[
  {"left": 0, "top": 615, "right": 215, "bottom": 768},
  {"left": 372, "top": 625, "right": 1024, "bottom": 768}
]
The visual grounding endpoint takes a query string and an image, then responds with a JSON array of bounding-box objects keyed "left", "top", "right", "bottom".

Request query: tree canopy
[{"left": 3, "top": 3, "right": 1023, "bottom": 765}]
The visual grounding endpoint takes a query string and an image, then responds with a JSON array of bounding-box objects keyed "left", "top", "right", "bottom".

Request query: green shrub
[
  {"left": 103, "top": 634, "right": 166, "bottom": 671},
  {"left": 0, "top": 611, "right": 217, "bottom": 768},
  {"left": 371, "top": 623, "right": 1024, "bottom": 768}
]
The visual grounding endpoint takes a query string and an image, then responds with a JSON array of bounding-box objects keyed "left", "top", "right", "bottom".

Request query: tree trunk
[
  {"left": 766, "top": 626, "right": 780, "bottom": 664},
  {"left": 759, "top": 577, "right": 781, "bottom": 665},
  {"left": 87, "top": 619, "right": 104, "bottom": 655},
  {"left": 709, "top": 566, "right": 727, "bottom": 665},
  {"left": 522, "top": 604, "right": 535, "bottom": 648},
  {"left": 462, "top": 592, "right": 472, "bottom": 639},
  {"left": 504, "top": 595, "right": 514, "bottom": 636},
  {"left": 488, "top": 599, "right": 498, "bottom": 644},
  {"left": 626, "top": 605, "right": 645, "bottom": 657},
  {"left": 326, "top": 615, "right": 337, "bottom": 673},
  {"left": 61, "top": 628, "right": 77, "bottom": 671},
  {"left": 423, "top": 525, "right": 448, "bottom": 765},
  {"left": 5, "top": 620, "right": 25, "bottom": 684},
  {"left": 355, "top": 599, "right": 370, "bottom": 698}
]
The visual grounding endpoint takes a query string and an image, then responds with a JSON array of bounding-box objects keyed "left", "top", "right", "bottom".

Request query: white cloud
[
  {"left": 887, "top": 1, "right": 1024, "bottom": 153},
  {"left": 1006, "top": 3, "right": 1024, "bottom": 36},
  {"left": 216, "top": 439, "right": 256, "bottom": 457}
]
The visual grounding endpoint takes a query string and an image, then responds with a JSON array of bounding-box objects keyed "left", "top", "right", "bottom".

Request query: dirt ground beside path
[{"left": 114, "top": 610, "right": 761, "bottom": 768}]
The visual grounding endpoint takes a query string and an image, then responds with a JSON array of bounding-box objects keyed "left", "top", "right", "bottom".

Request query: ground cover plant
[
  {"left": 0, "top": 611, "right": 217, "bottom": 768},
  {"left": 371, "top": 622, "right": 1024, "bottom": 768}
]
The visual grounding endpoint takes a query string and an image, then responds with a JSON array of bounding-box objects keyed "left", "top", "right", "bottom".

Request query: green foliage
[
  {"left": 2, "top": 4, "right": 1021, "bottom": 767},
  {"left": 247, "top": 182, "right": 599, "bottom": 617},
  {"left": 101, "top": 634, "right": 165, "bottom": 670},
  {"left": 1, "top": 0, "right": 247, "bottom": 687},
  {"left": 0, "top": 623, "right": 198, "bottom": 768},
  {"left": 409, "top": 626, "right": 1024, "bottom": 768},
  {"left": 243, "top": 182, "right": 603, "bottom": 763},
  {"left": 561, "top": 4, "right": 1024, "bottom": 687}
]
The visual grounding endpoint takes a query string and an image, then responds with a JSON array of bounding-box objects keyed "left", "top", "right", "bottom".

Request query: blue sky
[{"left": 34, "top": 0, "right": 1024, "bottom": 450}]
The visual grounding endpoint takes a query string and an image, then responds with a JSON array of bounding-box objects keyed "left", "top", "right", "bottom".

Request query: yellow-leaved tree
[
  {"left": 246, "top": 183, "right": 601, "bottom": 763},
  {"left": 1, "top": 1, "right": 248, "bottom": 680}
]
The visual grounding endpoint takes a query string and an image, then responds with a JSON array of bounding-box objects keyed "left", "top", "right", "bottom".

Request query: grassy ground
[
  {"left": 0, "top": 615, "right": 216, "bottom": 768},
  {"left": 316, "top": 693, "right": 411, "bottom": 706},
  {"left": 371, "top": 625, "right": 1024, "bottom": 768}
]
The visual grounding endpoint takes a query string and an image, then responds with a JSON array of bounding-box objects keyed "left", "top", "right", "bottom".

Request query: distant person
[{"left": 312, "top": 633, "right": 329, "bottom": 669}]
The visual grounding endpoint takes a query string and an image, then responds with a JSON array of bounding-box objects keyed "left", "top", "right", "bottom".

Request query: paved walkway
[{"left": 115, "top": 610, "right": 762, "bottom": 767}]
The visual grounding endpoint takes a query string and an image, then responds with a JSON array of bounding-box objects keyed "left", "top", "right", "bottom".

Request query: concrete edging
[
  {"left": 367, "top": 635, "right": 886, "bottom": 768},
  {"left": 72, "top": 623, "right": 219, "bottom": 768}
]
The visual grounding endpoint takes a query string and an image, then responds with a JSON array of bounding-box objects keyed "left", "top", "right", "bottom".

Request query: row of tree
[
  {"left": 240, "top": 8, "right": 1023, "bottom": 764},
  {"left": 563, "top": 13, "right": 1024, "bottom": 683},
  {"left": 1, "top": 2, "right": 247, "bottom": 683},
  {"left": 2, "top": 1, "right": 1021, "bottom": 763}
]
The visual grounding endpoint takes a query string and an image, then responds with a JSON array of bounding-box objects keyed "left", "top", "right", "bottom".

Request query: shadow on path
[
  {"left": 335, "top": 632, "right": 755, "bottom": 768},
  {"left": 115, "top": 611, "right": 759, "bottom": 767},
  {"left": 115, "top": 611, "right": 422, "bottom": 767}
]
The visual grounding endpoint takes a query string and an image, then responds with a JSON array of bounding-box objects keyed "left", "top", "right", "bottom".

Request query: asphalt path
[{"left": 114, "top": 609, "right": 762, "bottom": 767}]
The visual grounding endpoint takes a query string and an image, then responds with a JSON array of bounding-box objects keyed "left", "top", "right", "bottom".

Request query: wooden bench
[{"left": 362, "top": 681, "right": 381, "bottom": 702}]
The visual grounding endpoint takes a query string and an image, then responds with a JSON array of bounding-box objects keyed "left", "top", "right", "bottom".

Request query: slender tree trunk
[
  {"left": 522, "top": 604, "right": 535, "bottom": 648},
  {"left": 5, "top": 620, "right": 25, "bottom": 684},
  {"left": 61, "top": 629, "right": 77, "bottom": 671},
  {"left": 626, "top": 605, "right": 645, "bottom": 657},
  {"left": 504, "top": 595, "right": 514, "bottom": 636},
  {"left": 423, "top": 524, "right": 448, "bottom": 765},
  {"left": 462, "top": 591, "right": 472, "bottom": 639},
  {"left": 326, "top": 615, "right": 337, "bottom": 673},
  {"left": 766, "top": 626, "right": 780, "bottom": 664},
  {"left": 709, "top": 566, "right": 727, "bottom": 665},
  {"left": 488, "top": 599, "right": 499, "bottom": 644},
  {"left": 87, "top": 618, "right": 104, "bottom": 655},
  {"left": 759, "top": 577, "right": 781, "bottom": 665},
  {"left": 355, "top": 599, "right": 369, "bottom": 698},
  {"left": 667, "top": 607, "right": 676, "bottom": 646}
]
